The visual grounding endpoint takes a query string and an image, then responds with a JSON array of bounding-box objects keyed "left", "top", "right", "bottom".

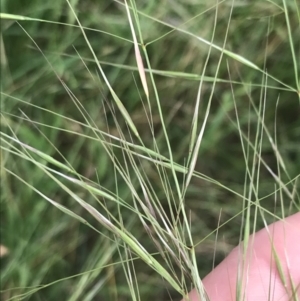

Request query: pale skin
[{"left": 184, "top": 212, "right": 300, "bottom": 301}]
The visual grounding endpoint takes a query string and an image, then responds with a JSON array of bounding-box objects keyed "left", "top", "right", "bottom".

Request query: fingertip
[{"left": 186, "top": 212, "right": 300, "bottom": 301}]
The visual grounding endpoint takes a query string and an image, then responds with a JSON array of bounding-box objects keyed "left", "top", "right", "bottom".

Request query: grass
[{"left": 1, "top": 0, "right": 299, "bottom": 300}]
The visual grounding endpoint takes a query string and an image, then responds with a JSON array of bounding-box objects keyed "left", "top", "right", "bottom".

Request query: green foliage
[{"left": 1, "top": 0, "right": 299, "bottom": 300}]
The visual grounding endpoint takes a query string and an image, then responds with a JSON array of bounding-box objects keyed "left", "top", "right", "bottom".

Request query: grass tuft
[{"left": 1, "top": 1, "right": 299, "bottom": 300}]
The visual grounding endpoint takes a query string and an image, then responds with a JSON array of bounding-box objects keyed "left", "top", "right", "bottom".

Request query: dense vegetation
[{"left": 1, "top": 1, "right": 299, "bottom": 300}]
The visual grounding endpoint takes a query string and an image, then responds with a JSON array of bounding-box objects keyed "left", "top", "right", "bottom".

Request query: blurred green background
[{"left": 1, "top": 0, "right": 299, "bottom": 300}]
